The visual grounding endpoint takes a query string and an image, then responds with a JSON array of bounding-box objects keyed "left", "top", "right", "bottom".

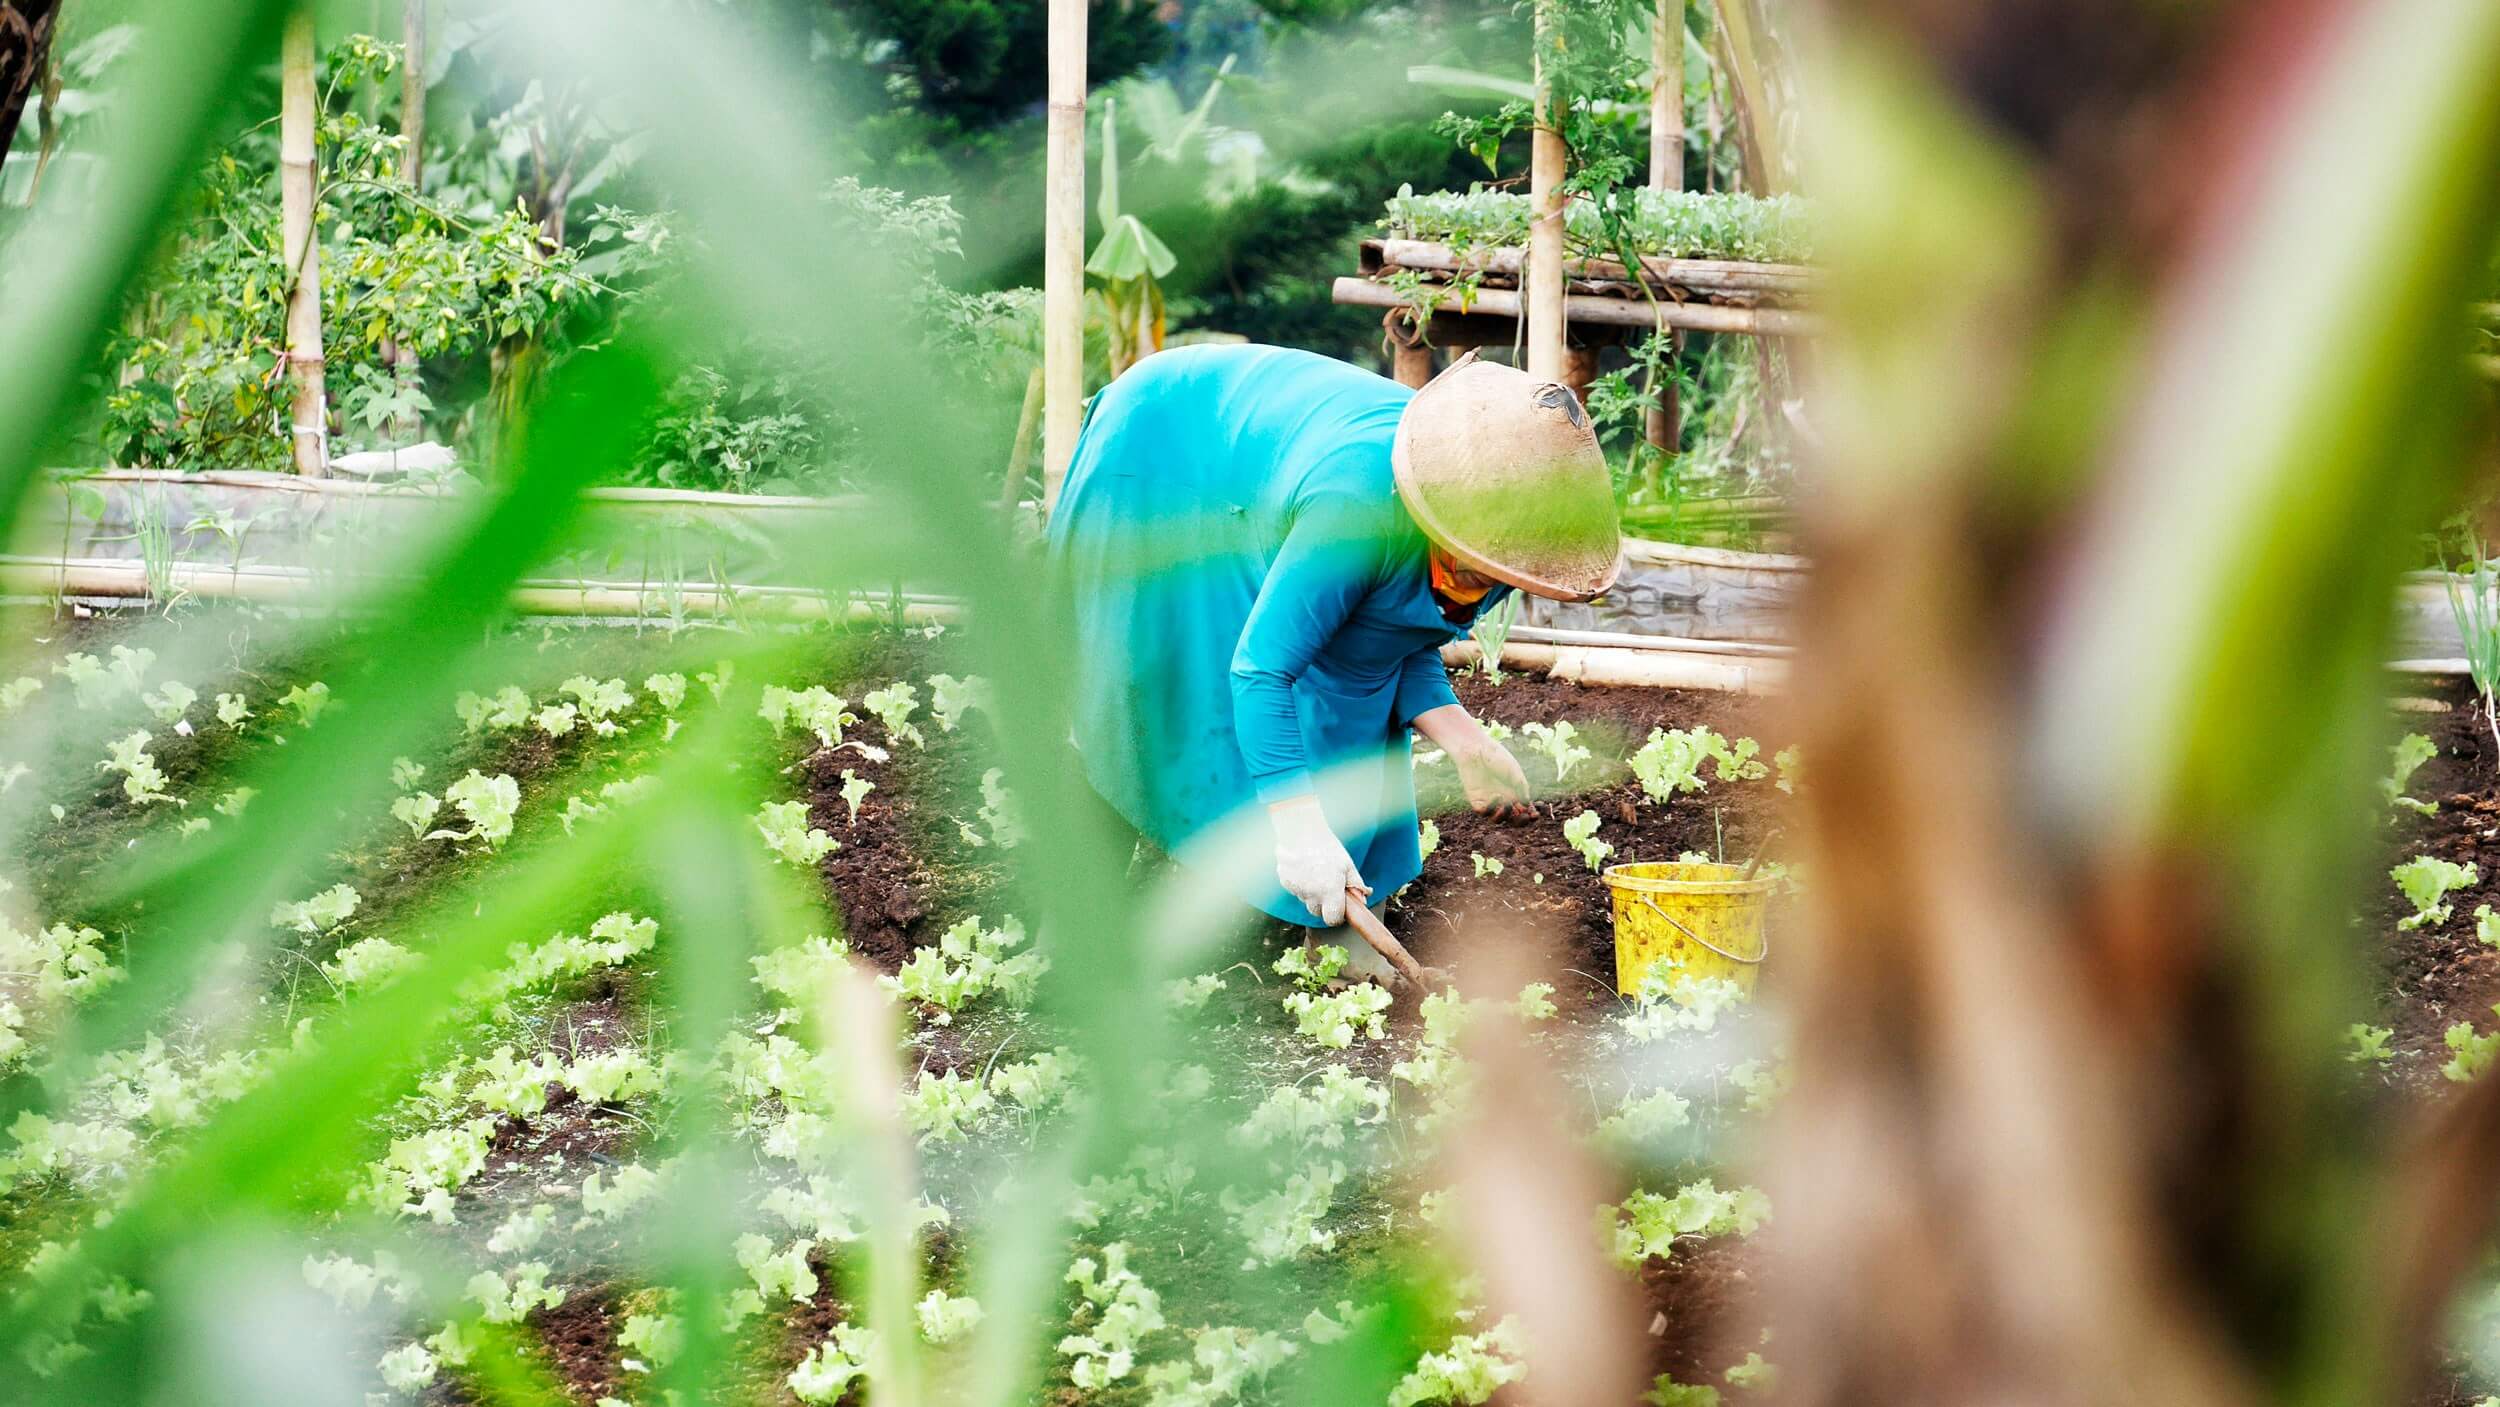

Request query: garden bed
[{"left": 22, "top": 605, "right": 2493, "bottom": 1406}]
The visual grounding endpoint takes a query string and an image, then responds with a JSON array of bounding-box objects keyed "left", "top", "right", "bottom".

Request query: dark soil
[
  {"left": 2370, "top": 680, "right": 2500, "bottom": 1079},
  {"left": 1639, "top": 1235, "right": 1763, "bottom": 1391},
  {"left": 1399, "top": 671, "right": 1786, "bottom": 1018},
  {"left": 531, "top": 1284, "right": 631, "bottom": 1403}
]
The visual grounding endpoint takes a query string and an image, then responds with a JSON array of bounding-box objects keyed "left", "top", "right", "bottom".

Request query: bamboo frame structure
[
  {"left": 1526, "top": 0, "right": 1567, "bottom": 383},
  {"left": 1362, "top": 239, "right": 1811, "bottom": 300},
  {"left": 1332, "top": 276, "right": 1820, "bottom": 338},
  {"left": 1039, "top": 0, "right": 1086, "bottom": 514},
  {"left": 279, "top": 13, "right": 329, "bottom": 477}
]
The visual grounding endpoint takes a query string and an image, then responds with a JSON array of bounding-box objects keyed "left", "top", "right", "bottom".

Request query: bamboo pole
[
  {"left": 1526, "top": 0, "right": 1566, "bottom": 383},
  {"left": 279, "top": 12, "right": 329, "bottom": 477},
  {"left": 0, "top": 556, "right": 961, "bottom": 626},
  {"left": 1440, "top": 638, "right": 1784, "bottom": 694},
  {"left": 399, "top": 0, "right": 425, "bottom": 188},
  {"left": 1039, "top": 0, "right": 1086, "bottom": 515},
  {"left": 999, "top": 365, "right": 1044, "bottom": 510},
  {"left": 1645, "top": 0, "right": 1684, "bottom": 459},
  {"left": 1648, "top": 0, "right": 1683, "bottom": 190}
]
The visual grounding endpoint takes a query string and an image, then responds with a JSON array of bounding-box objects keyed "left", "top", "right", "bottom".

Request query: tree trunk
[
  {"left": 1039, "top": 0, "right": 1086, "bottom": 513},
  {"left": 1525, "top": 0, "right": 1566, "bottom": 383},
  {"left": 280, "top": 11, "right": 329, "bottom": 477},
  {"left": 0, "top": 0, "right": 60, "bottom": 164}
]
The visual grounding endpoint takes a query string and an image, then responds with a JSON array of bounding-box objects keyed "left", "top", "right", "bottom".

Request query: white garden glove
[{"left": 1270, "top": 796, "right": 1369, "bottom": 927}]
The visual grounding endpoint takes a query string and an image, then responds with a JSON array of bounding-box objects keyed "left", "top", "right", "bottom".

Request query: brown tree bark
[{"left": 0, "top": 0, "right": 61, "bottom": 163}]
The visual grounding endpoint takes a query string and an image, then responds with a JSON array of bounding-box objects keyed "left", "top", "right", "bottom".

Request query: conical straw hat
[{"left": 1391, "top": 353, "right": 1624, "bottom": 602}]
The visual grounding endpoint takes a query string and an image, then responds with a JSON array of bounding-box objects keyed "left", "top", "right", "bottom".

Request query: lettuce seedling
[
  {"left": 756, "top": 799, "right": 837, "bottom": 867},
  {"left": 463, "top": 1263, "right": 563, "bottom": 1327},
  {"left": 142, "top": 680, "right": 195, "bottom": 726},
  {"left": 455, "top": 686, "right": 532, "bottom": 732},
  {"left": 1144, "top": 1327, "right": 1298, "bottom": 1402},
  {"left": 990, "top": 1047, "right": 1079, "bottom": 1114},
  {"left": 1059, "top": 1243, "right": 1166, "bottom": 1390},
  {"left": 1283, "top": 985, "right": 1391, "bottom": 1049},
  {"left": 790, "top": 1325, "right": 876, "bottom": 1404},
  {"left": 839, "top": 768, "right": 874, "bottom": 824},
  {"left": 2445, "top": 1011, "right": 2500, "bottom": 1082},
  {"left": 432, "top": 771, "right": 521, "bottom": 849},
  {"left": 322, "top": 936, "right": 416, "bottom": 990},
  {"left": 1603, "top": 1179, "right": 1771, "bottom": 1268},
  {"left": 760, "top": 685, "right": 855, "bottom": 747},
  {"left": 2385, "top": 733, "right": 2440, "bottom": 815},
  {"left": 917, "top": 1289, "right": 984, "bottom": 1344},
  {"left": 1520, "top": 719, "right": 1592, "bottom": 783},
  {"left": 927, "top": 673, "right": 990, "bottom": 732},
  {"left": 1225, "top": 1162, "right": 1347, "bottom": 1266},
  {"left": 99, "top": 730, "right": 171, "bottom": 804},
  {"left": 979, "top": 768, "right": 1025, "bottom": 847},
  {"left": 644, "top": 672, "right": 689, "bottom": 712},
  {"left": 215, "top": 691, "right": 252, "bottom": 726},
  {"left": 271, "top": 883, "right": 361, "bottom": 935},
  {"left": 279, "top": 681, "right": 331, "bottom": 726},
  {"left": 1273, "top": 943, "right": 1348, "bottom": 992},
  {"left": 737, "top": 1232, "right": 821, "bottom": 1307},
  {"left": 618, "top": 1312, "right": 683, "bottom": 1369},
  {"left": 863, "top": 681, "right": 925, "bottom": 747},
  {"left": 2393, "top": 854, "right": 2478, "bottom": 930},
  {"left": 1389, "top": 1320, "right": 1526, "bottom": 1407},
  {"left": 1419, "top": 817, "right": 1441, "bottom": 861},
  {"left": 0, "top": 677, "right": 41, "bottom": 714},
  {"left": 906, "top": 1070, "right": 997, "bottom": 1145},
  {"left": 559, "top": 676, "right": 634, "bottom": 734},
  {"left": 1236, "top": 1066, "right": 1387, "bottom": 1151},
  {"left": 1597, "top": 1087, "right": 1692, "bottom": 1154},
  {"left": 1774, "top": 744, "right": 1803, "bottom": 795},
  {"left": 1563, "top": 809, "right": 1613, "bottom": 871},
  {"left": 2345, "top": 1024, "right": 2396, "bottom": 1065}
]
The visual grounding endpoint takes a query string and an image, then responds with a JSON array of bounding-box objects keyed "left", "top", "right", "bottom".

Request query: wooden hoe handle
[{"left": 1341, "top": 893, "right": 1446, "bottom": 991}]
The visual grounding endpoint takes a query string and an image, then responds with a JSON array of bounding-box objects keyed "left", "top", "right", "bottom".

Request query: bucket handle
[{"left": 1635, "top": 893, "right": 1767, "bottom": 966}]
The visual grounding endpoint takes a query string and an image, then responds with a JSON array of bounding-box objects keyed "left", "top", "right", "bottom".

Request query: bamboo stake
[
  {"left": 999, "top": 365, "right": 1044, "bottom": 510},
  {"left": 279, "top": 12, "right": 329, "bottom": 478},
  {"left": 1711, "top": 0, "right": 1778, "bottom": 193},
  {"left": 1645, "top": 0, "right": 1684, "bottom": 460},
  {"left": 1648, "top": 0, "right": 1683, "bottom": 189},
  {"left": 1039, "top": 0, "right": 1086, "bottom": 515},
  {"left": 399, "top": 0, "right": 425, "bottom": 188},
  {"left": 1526, "top": 0, "right": 1566, "bottom": 383}
]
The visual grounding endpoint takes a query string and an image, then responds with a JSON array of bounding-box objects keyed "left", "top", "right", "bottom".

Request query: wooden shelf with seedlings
[{"left": 1333, "top": 236, "right": 1819, "bottom": 393}]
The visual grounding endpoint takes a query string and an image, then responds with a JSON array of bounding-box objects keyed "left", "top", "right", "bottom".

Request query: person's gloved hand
[
  {"left": 1454, "top": 738, "right": 1536, "bottom": 821},
  {"left": 1269, "top": 795, "right": 1368, "bottom": 926}
]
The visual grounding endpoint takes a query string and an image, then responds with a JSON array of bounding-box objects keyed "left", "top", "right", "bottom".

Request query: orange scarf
[{"left": 1429, "top": 554, "right": 1494, "bottom": 608}]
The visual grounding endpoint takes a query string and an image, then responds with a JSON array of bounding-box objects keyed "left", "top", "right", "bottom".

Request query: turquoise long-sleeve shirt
[{"left": 1049, "top": 344, "right": 1505, "bottom": 926}]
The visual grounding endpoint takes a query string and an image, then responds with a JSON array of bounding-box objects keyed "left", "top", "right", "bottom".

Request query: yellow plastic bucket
[{"left": 1602, "top": 860, "right": 1772, "bottom": 996}]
